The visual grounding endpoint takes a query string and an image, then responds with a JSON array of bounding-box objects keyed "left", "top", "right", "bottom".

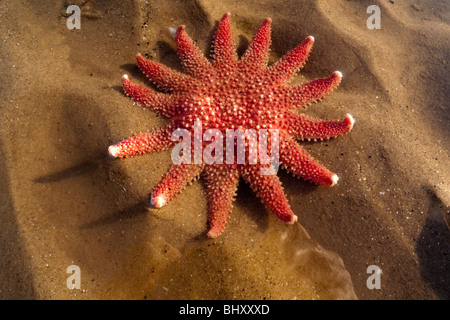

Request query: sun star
[{"left": 108, "top": 13, "right": 354, "bottom": 238}]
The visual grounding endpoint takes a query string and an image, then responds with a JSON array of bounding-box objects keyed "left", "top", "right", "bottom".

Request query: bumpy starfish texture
[{"left": 109, "top": 13, "right": 354, "bottom": 238}]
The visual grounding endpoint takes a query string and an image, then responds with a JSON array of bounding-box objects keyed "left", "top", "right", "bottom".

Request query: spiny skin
[{"left": 109, "top": 13, "right": 354, "bottom": 238}]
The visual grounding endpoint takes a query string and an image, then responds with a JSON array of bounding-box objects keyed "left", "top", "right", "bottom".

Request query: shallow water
[{"left": 0, "top": 0, "right": 448, "bottom": 299}]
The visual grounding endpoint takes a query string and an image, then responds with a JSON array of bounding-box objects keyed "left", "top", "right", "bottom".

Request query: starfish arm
[
  {"left": 238, "top": 17, "right": 272, "bottom": 73},
  {"left": 204, "top": 164, "right": 240, "bottom": 238},
  {"left": 286, "top": 71, "right": 342, "bottom": 107},
  {"left": 284, "top": 112, "right": 354, "bottom": 141},
  {"left": 135, "top": 53, "right": 193, "bottom": 92},
  {"left": 150, "top": 163, "right": 203, "bottom": 208},
  {"left": 262, "top": 36, "right": 314, "bottom": 86},
  {"left": 212, "top": 12, "right": 238, "bottom": 74},
  {"left": 240, "top": 164, "right": 298, "bottom": 224},
  {"left": 280, "top": 135, "right": 339, "bottom": 186},
  {"left": 121, "top": 74, "right": 179, "bottom": 117},
  {"left": 175, "top": 25, "right": 215, "bottom": 80},
  {"left": 108, "top": 125, "right": 175, "bottom": 158}
]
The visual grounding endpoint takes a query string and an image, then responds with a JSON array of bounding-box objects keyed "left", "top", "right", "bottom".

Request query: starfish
[{"left": 108, "top": 13, "right": 354, "bottom": 238}]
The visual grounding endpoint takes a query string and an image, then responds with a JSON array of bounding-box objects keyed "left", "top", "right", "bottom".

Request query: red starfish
[{"left": 108, "top": 13, "right": 354, "bottom": 237}]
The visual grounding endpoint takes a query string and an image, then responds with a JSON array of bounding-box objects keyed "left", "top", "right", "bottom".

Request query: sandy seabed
[{"left": 0, "top": 0, "right": 448, "bottom": 300}]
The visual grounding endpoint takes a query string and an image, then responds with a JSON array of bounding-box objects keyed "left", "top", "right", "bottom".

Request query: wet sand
[{"left": 0, "top": 0, "right": 448, "bottom": 299}]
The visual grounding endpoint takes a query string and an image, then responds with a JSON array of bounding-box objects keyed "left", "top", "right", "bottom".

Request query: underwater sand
[{"left": 0, "top": 0, "right": 448, "bottom": 299}]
